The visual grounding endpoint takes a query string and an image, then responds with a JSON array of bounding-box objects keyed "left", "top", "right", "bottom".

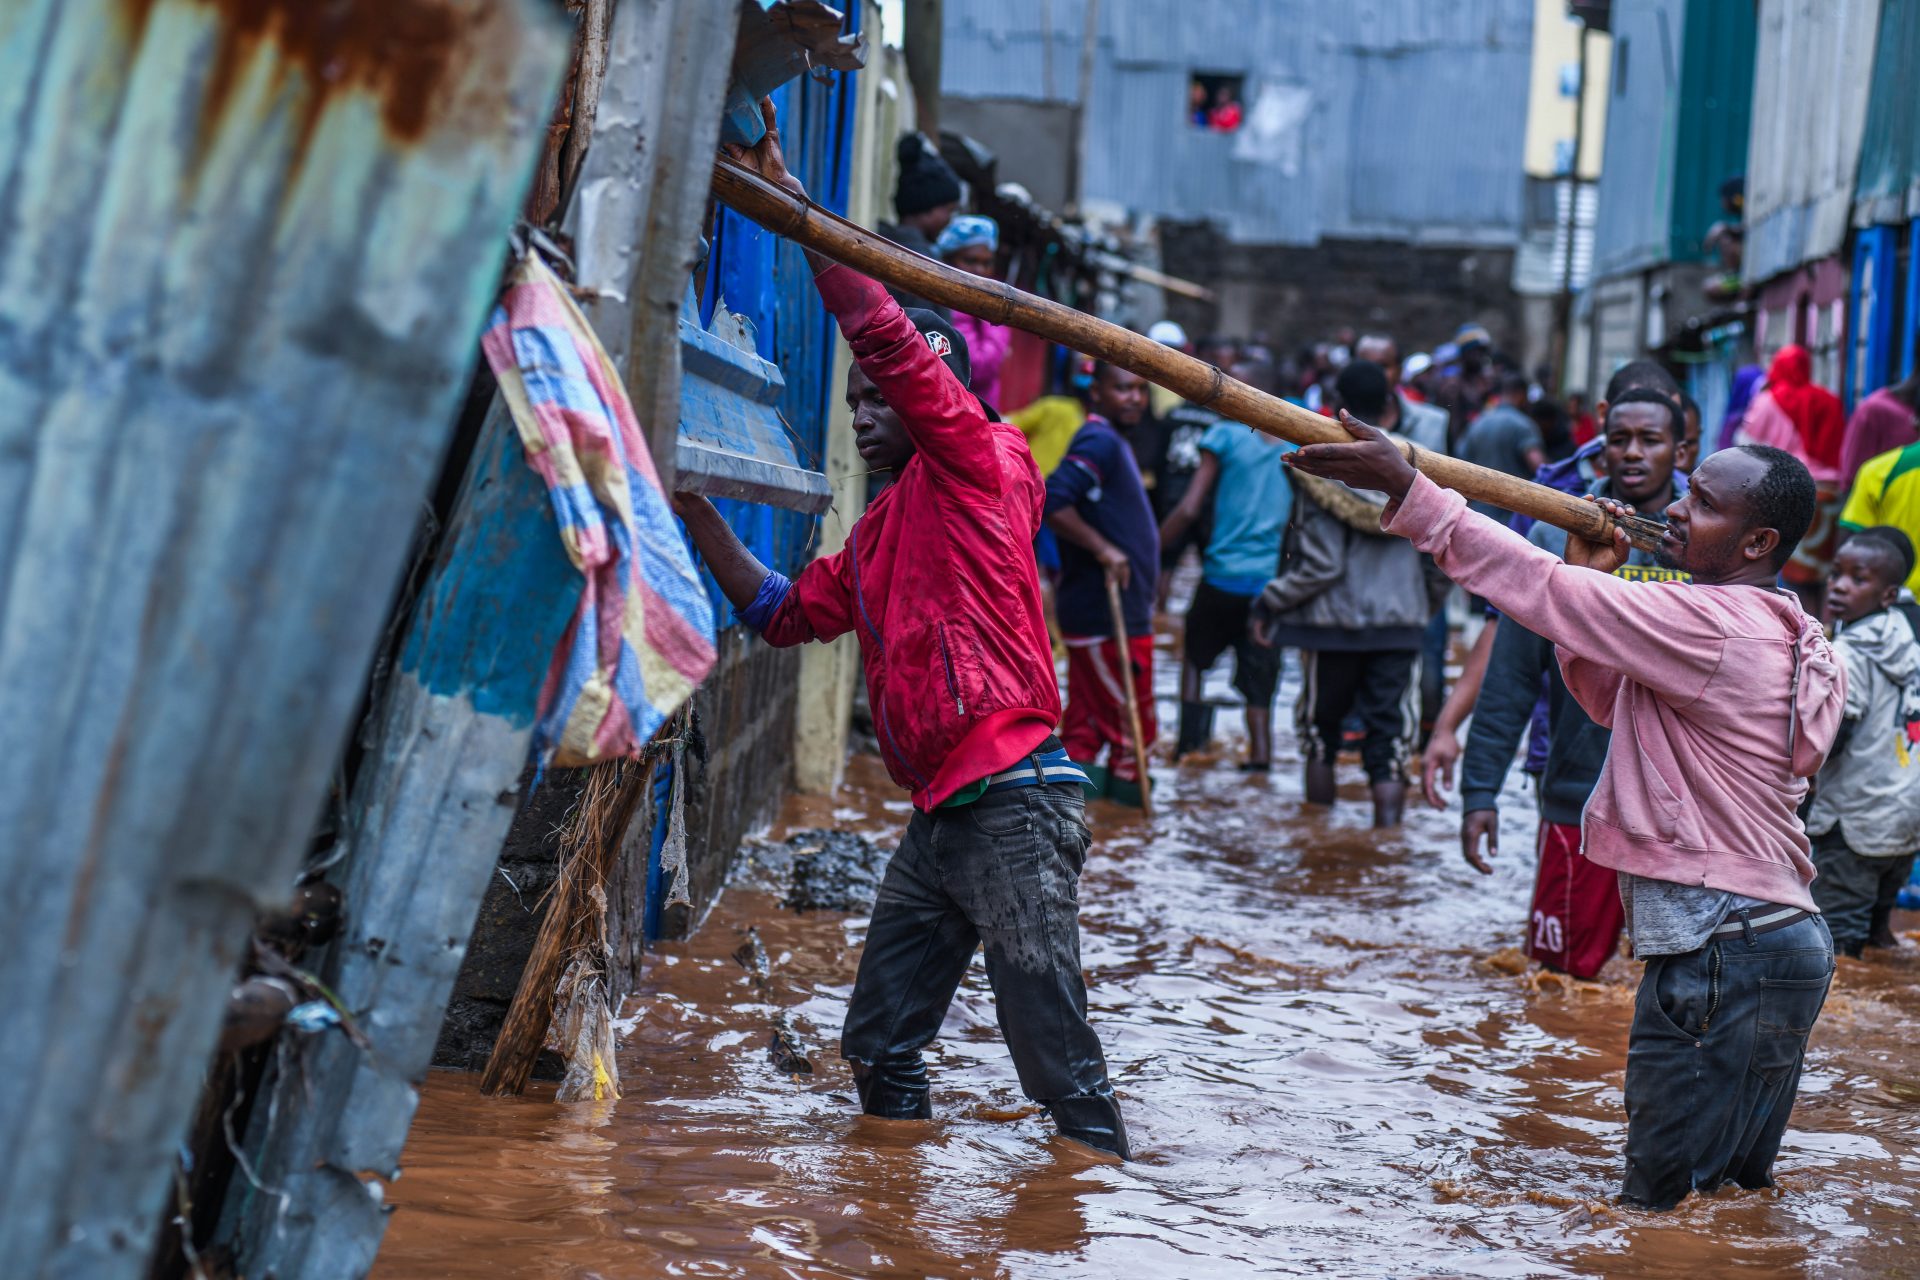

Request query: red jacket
[{"left": 754, "top": 265, "right": 1059, "bottom": 808}]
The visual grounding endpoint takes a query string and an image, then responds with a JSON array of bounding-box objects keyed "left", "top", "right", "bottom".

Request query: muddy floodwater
[{"left": 377, "top": 647, "right": 1920, "bottom": 1279}]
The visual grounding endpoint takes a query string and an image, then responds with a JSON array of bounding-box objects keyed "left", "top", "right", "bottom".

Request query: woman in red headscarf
[
  {"left": 1737, "top": 343, "right": 1847, "bottom": 603},
  {"left": 1738, "top": 344, "right": 1845, "bottom": 480}
]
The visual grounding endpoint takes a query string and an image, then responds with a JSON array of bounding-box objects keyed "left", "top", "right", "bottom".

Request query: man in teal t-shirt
[{"left": 1160, "top": 410, "right": 1297, "bottom": 768}]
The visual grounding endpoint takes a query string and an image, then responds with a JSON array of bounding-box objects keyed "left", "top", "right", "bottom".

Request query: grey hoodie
[
  {"left": 1255, "top": 471, "right": 1446, "bottom": 651},
  {"left": 1806, "top": 609, "right": 1920, "bottom": 857}
]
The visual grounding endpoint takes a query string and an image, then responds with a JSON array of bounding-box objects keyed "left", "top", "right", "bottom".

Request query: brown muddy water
[{"left": 377, "top": 644, "right": 1920, "bottom": 1279}]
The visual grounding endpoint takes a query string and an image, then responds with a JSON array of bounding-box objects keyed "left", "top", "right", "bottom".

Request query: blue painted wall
[{"left": 699, "top": 22, "right": 862, "bottom": 594}]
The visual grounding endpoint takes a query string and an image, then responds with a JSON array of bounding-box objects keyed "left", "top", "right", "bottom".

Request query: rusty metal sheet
[{"left": 0, "top": 2, "right": 567, "bottom": 1275}]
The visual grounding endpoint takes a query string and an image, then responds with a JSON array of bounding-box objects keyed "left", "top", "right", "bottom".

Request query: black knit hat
[
  {"left": 894, "top": 133, "right": 962, "bottom": 218},
  {"left": 905, "top": 307, "right": 971, "bottom": 388}
]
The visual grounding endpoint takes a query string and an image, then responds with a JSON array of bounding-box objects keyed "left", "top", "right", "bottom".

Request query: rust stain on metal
[{"left": 107, "top": 0, "right": 471, "bottom": 156}]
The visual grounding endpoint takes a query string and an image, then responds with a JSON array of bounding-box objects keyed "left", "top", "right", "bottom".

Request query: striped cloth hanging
[{"left": 480, "top": 253, "right": 716, "bottom": 767}]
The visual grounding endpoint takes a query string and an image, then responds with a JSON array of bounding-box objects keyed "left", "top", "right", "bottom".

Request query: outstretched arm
[
  {"left": 1420, "top": 617, "right": 1498, "bottom": 809},
  {"left": 674, "top": 494, "right": 771, "bottom": 612},
  {"left": 674, "top": 494, "right": 854, "bottom": 645},
  {"left": 726, "top": 96, "right": 995, "bottom": 489},
  {"left": 1287, "top": 413, "right": 1725, "bottom": 704}
]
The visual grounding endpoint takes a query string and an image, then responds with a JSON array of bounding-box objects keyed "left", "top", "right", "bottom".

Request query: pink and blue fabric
[{"left": 481, "top": 254, "right": 716, "bottom": 767}]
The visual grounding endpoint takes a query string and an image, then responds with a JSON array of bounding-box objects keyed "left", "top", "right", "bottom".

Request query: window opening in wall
[{"left": 1189, "top": 72, "right": 1245, "bottom": 132}]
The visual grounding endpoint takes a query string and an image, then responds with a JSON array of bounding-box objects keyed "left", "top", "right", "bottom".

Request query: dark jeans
[
  {"left": 1810, "top": 831, "right": 1916, "bottom": 956},
  {"left": 1297, "top": 648, "right": 1420, "bottom": 783},
  {"left": 1622, "top": 913, "right": 1834, "bottom": 1209},
  {"left": 841, "top": 782, "right": 1127, "bottom": 1156},
  {"left": 1420, "top": 609, "right": 1449, "bottom": 729}
]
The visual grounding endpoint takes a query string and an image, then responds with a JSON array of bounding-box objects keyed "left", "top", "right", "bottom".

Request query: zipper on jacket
[{"left": 937, "top": 622, "right": 965, "bottom": 716}]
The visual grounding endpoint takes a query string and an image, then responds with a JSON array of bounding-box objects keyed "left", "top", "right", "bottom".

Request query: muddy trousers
[
  {"left": 840, "top": 782, "right": 1128, "bottom": 1158},
  {"left": 1621, "top": 914, "right": 1833, "bottom": 1209}
]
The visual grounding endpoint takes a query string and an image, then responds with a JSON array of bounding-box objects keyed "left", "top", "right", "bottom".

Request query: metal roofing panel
[
  {"left": 1590, "top": 0, "right": 1678, "bottom": 278},
  {"left": 1343, "top": 44, "right": 1528, "bottom": 241},
  {"left": 1855, "top": 0, "right": 1920, "bottom": 225},
  {"left": 1743, "top": 0, "right": 1881, "bottom": 282},
  {"left": 942, "top": 0, "right": 1089, "bottom": 102},
  {"left": 952, "top": 0, "right": 1533, "bottom": 245},
  {"left": 0, "top": 2, "right": 567, "bottom": 1274}
]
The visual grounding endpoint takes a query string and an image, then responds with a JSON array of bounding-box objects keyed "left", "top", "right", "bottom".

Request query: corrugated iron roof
[
  {"left": 1854, "top": 0, "right": 1920, "bottom": 225},
  {"left": 943, "top": 0, "right": 1534, "bottom": 245},
  {"left": 1742, "top": 0, "right": 1881, "bottom": 283}
]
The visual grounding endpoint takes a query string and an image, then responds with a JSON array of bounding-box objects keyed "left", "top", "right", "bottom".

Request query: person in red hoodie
[{"left": 673, "top": 102, "right": 1129, "bottom": 1158}]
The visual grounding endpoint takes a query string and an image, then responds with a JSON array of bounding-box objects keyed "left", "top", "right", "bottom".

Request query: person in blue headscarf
[{"left": 935, "top": 214, "right": 1012, "bottom": 411}]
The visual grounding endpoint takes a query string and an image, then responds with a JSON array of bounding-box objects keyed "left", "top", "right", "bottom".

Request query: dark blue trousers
[{"left": 1622, "top": 913, "right": 1833, "bottom": 1208}]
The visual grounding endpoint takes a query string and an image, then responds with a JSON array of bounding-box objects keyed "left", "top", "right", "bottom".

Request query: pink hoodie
[{"left": 1387, "top": 475, "right": 1845, "bottom": 911}]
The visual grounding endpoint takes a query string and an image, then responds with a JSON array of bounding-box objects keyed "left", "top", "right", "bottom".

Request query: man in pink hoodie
[{"left": 1286, "top": 413, "right": 1843, "bottom": 1210}]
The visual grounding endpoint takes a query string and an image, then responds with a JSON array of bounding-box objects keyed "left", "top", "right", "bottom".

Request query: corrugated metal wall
[
  {"left": 699, "top": 44, "right": 860, "bottom": 593},
  {"left": 1590, "top": 0, "right": 1755, "bottom": 279},
  {"left": 945, "top": 0, "right": 1533, "bottom": 246},
  {"left": 1743, "top": 0, "right": 1881, "bottom": 284},
  {"left": 1854, "top": 0, "right": 1920, "bottom": 227}
]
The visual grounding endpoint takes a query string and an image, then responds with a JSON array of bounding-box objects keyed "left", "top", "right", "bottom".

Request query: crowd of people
[{"left": 696, "top": 107, "right": 1920, "bottom": 1212}]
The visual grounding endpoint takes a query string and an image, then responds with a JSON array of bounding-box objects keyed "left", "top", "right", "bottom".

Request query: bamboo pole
[
  {"left": 1105, "top": 574, "right": 1153, "bottom": 817},
  {"left": 710, "top": 159, "right": 1667, "bottom": 553}
]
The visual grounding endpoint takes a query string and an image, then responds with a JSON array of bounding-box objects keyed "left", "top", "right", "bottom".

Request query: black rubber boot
[
  {"left": 1370, "top": 779, "right": 1407, "bottom": 828},
  {"left": 849, "top": 1059, "right": 933, "bottom": 1119},
  {"left": 1174, "top": 701, "right": 1215, "bottom": 760},
  {"left": 1304, "top": 760, "right": 1337, "bottom": 806},
  {"left": 1045, "top": 1089, "right": 1131, "bottom": 1159}
]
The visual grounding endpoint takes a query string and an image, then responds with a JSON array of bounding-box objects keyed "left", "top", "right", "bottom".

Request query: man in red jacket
[{"left": 672, "top": 103, "right": 1129, "bottom": 1158}]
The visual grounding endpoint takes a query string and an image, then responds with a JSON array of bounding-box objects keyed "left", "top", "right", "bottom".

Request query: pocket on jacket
[
  {"left": 943, "top": 618, "right": 1020, "bottom": 716},
  {"left": 1630, "top": 741, "right": 1688, "bottom": 842}
]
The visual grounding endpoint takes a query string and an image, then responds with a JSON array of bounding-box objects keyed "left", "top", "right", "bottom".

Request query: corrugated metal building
[
  {"left": 942, "top": 0, "right": 1534, "bottom": 248},
  {"left": 1744, "top": 0, "right": 1881, "bottom": 289},
  {"left": 1584, "top": 0, "right": 1756, "bottom": 388},
  {"left": 1851, "top": 0, "right": 1920, "bottom": 393},
  {"left": 1589, "top": 0, "right": 1755, "bottom": 281}
]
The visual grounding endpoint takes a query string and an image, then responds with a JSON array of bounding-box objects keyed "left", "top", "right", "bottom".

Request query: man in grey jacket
[{"left": 1252, "top": 361, "right": 1446, "bottom": 826}]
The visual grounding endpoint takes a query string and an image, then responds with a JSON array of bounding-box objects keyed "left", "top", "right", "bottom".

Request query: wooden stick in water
[
  {"left": 710, "top": 158, "right": 1667, "bottom": 553},
  {"left": 1105, "top": 573, "right": 1153, "bottom": 818}
]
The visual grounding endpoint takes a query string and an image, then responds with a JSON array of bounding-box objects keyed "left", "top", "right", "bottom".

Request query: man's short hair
[
  {"left": 1604, "top": 386, "right": 1682, "bottom": 439},
  {"left": 1604, "top": 359, "right": 1679, "bottom": 403},
  {"left": 1334, "top": 359, "right": 1392, "bottom": 421},
  {"left": 1499, "top": 371, "right": 1531, "bottom": 398},
  {"left": 1733, "top": 445, "right": 1816, "bottom": 570},
  {"left": 1846, "top": 525, "right": 1917, "bottom": 585}
]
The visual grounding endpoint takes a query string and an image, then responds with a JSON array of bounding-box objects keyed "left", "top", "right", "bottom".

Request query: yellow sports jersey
[
  {"left": 1007, "top": 395, "right": 1086, "bottom": 476},
  {"left": 1839, "top": 442, "right": 1920, "bottom": 593}
]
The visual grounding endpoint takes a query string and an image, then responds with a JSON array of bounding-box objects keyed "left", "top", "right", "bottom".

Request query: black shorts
[
  {"left": 1183, "top": 580, "right": 1282, "bottom": 706},
  {"left": 1296, "top": 648, "right": 1420, "bottom": 782}
]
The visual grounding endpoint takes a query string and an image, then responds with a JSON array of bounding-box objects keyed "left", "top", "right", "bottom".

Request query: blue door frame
[
  {"left": 653, "top": 14, "right": 863, "bottom": 942},
  {"left": 1849, "top": 225, "right": 1899, "bottom": 407}
]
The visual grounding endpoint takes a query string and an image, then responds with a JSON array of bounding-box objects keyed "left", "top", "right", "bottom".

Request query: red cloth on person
[
  {"left": 1062, "top": 634, "right": 1158, "bottom": 781},
  {"left": 1528, "top": 821, "right": 1625, "bottom": 979},
  {"left": 1765, "top": 344, "right": 1846, "bottom": 473}
]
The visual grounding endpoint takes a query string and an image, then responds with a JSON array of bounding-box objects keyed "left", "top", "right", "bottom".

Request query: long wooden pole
[
  {"left": 1105, "top": 574, "right": 1153, "bottom": 817},
  {"left": 710, "top": 159, "right": 1667, "bottom": 553}
]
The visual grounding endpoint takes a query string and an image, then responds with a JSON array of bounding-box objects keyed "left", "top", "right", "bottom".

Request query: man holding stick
[
  {"left": 678, "top": 101, "right": 1130, "bottom": 1158},
  {"left": 1286, "top": 411, "right": 1842, "bottom": 1209},
  {"left": 1045, "top": 363, "right": 1161, "bottom": 807}
]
